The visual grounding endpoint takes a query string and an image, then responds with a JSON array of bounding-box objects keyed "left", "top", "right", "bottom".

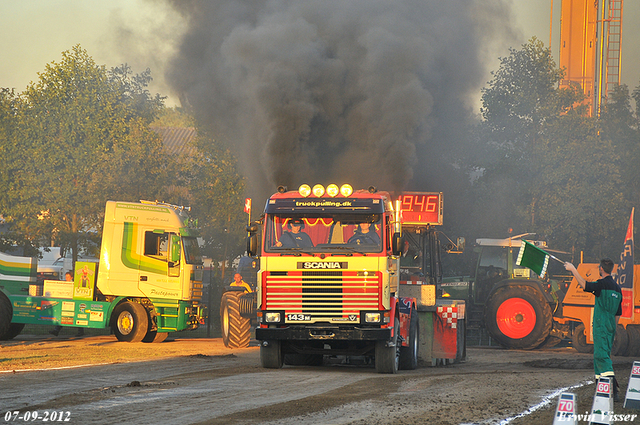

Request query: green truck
[{"left": 0, "top": 201, "right": 206, "bottom": 342}]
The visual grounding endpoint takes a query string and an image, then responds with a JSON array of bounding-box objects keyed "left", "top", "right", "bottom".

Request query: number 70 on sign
[{"left": 558, "top": 400, "right": 574, "bottom": 412}]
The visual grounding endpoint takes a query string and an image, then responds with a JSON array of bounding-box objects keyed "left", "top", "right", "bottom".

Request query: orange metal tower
[{"left": 558, "top": 0, "right": 623, "bottom": 116}]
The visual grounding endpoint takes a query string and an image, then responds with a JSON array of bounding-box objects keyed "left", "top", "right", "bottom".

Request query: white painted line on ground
[{"left": 497, "top": 380, "right": 594, "bottom": 425}]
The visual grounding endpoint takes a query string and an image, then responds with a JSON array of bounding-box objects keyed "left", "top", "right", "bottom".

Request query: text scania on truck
[{"left": 0, "top": 200, "right": 206, "bottom": 342}]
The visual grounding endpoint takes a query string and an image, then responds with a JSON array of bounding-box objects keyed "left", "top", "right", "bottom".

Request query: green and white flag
[{"left": 516, "top": 240, "right": 550, "bottom": 278}]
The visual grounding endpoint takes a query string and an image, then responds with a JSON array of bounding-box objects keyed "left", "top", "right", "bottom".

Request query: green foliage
[
  {"left": 0, "top": 88, "right": 19, "bottom": 213},
  {"left": 470, "top": 38, "right": 635, "bottom": 261},
  {"left": 182, "top": 128, "right": 247, "bottom": 264},
  {"left": 480, "top": 37, "right": 579, "bottom": 151},
  {"left": 0, "top": 45, "right": 168, "bottom": 260},
  {"left": 599, "top": 84, "right": 640, "bottom": 211},
  {"left": 0, "top": 45, "right": 248, "bottom": 267},
  {"left": 108, "top": 64, "right": 165, "bottom": 124},
  {"left": 152, "top": 107, "right": 196, "bottom": 127},
  {"left": 527, "top": 113, "right": 626, "bottom": 256}
]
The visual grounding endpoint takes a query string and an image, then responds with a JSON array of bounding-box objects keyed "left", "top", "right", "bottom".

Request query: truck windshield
[
  {"left": 182, "top": 237, "right": 203, "bottom": 264},
  {"left": 264, "top": 214, "right": 383, "bottom": 253}
]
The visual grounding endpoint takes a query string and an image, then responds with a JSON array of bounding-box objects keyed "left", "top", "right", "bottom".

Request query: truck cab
[
  {"left": 0, "top": 201, "right": 207, "bottom": 343},
  {"left": 252, "top": 184, "right": 416, "bottom": 373}
]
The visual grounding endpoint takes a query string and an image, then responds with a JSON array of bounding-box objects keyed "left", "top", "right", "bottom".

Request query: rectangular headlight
[
  {"left": 265, "top": 312, "right": 281, "bottom": 323},
  {"left": 365, "top": 312, "right": 381, "bottom": 323}
]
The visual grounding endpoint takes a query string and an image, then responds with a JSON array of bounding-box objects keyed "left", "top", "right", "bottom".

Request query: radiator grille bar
[{"left": 264, "top": 270, "right": 381, "bottom": 320}]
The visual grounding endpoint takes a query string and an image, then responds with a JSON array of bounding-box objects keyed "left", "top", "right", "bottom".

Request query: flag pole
[{"left": 548, "top": 253, "right": 564, "bottom": 264}]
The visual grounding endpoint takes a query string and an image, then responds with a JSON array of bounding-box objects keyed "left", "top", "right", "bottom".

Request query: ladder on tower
[{"left": 604, "top": 0, "right": 623, "bottom": 98}]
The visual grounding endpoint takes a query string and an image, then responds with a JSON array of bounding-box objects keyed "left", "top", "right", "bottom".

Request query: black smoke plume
[{"left": 165, "top": 0, "right": 513, "bottom": 200}]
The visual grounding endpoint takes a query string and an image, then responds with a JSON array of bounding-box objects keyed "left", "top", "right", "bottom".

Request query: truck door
[{"left": 139, "top": 230, "right": 180, "bottom": 296}]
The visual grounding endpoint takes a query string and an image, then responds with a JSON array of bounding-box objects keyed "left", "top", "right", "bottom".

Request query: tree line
[
  {"left": 0, "top": 45, "right": 246, "bottom": 266},
  {"left": 459, "top": 37, "right": 640, "bottom": 262},
  {"left": 2, "top": 40, "right": 638, "bottom": 268}
]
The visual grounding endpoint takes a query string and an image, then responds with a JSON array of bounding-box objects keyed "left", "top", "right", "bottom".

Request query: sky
[
  {"left": 0, "top": 0, "right": 184, "bottom": 104},
  {"left": 1, "top": 1, "right": 638, "bottom": 108}
]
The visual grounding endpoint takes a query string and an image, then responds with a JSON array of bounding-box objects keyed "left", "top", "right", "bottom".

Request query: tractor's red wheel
[
  {"left": 484, "top": 285, "right": 552, "bottom": 349},
  {"left": 495, "top": 297, "right": 537, "bottom": 339}
]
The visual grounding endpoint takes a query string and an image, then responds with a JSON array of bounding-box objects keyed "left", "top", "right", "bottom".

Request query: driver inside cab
[
  {"left": 275, "top": 219, "right": 314, "bottom": 248},
  {"left": 348, "top": 222, "right": 381, "bottom": 245}
]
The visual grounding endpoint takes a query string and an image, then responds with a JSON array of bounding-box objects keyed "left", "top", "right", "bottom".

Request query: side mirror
[
  {"left": 392, "top": 232, "right": 402, "bottom": 256},
  {"left": 247, "top": 222, "right": 260, "bottom": 257},
  {"left": 169, "top": 235, "right": 181, "bottom": 263},
  {"left": 247, "top": 233, "right": 258, "bottom": 257},
  {"left": 444, "top": 236, "right": 466, "bottom": 254}
]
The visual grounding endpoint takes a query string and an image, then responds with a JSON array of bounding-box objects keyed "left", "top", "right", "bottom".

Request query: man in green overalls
[{"left": 565, "top": 259, "right": 622, "bottom": 401}]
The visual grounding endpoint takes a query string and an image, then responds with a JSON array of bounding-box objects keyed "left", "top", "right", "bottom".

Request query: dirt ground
[{"left": 1, "top": 334, "right": 639, "bottom": 425}]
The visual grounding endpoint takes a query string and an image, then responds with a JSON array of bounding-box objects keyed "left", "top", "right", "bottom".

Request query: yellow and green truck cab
[{"left": 0, "top": 201, "right": 205, "bottom": 342}]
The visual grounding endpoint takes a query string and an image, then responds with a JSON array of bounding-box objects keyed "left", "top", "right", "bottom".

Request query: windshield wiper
[
  {"left": 277, "top": 248, "right": 316, "bottom": 257},
  {"left": 327, "top": 246, "right": 367, "bottom": 256}
]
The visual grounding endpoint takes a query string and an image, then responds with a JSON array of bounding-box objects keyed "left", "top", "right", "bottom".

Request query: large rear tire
[
  {"left": 0, "top": 292, "right": 12, "bottom": 339},
  {"left": 399, "top": 309, "right": 419, "bottom": 370},
  {"left": 612, "top": 324, "right": 629, "bottom": 356},
  {"left": 220, "top": 291, "right": 251, "bottom": 348},
  {"left": 572, "top": 323, "right": 594, "bottom": 353},
  {"left": 484, "top": 285, "right": 552, "bottom": 349},
  {"left": 376, "top": 318, "right": 400, "bottom": 374},
  {"left": 0, "top": 323, "right": 25, "bottom": 341},
  {"left": 260, "top": 340, "right": 283, "bottom": 368},
  {"left": 112, "top": 301, "right": 149, "bottom": 342}
]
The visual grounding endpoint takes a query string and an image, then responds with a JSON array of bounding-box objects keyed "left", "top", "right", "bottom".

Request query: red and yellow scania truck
[
  {"left": 245, "top": 184, "right": 464, "bottom": 373},
  {"left": 0, "top": 201, "right": 206, "bottom": 342}
]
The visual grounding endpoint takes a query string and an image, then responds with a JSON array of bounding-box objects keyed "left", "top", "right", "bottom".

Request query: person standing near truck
[
  {"left": 564, "top": 258, "right": 622, "bottom": 400},
  {"left": 230, "top": 273, "right": 252, "bottom": 293}
]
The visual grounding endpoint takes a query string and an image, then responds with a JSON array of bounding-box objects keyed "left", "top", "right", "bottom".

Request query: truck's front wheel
[
  {"left": 484, "top": 285, "right": 552, "bottom": 349},
  {"left": 220, "top": 291, "right": 251, "bottom": 348},
  {"left": 112, "top": 301, "right": 149, "bottom": 342},
  {"left": 376, "top": 318, "right": 400, "bottom": 374},
  {"left": 260, "top": 340, "right": 283, "bottom": 368}
]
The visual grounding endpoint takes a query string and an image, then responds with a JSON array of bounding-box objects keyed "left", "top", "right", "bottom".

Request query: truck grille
[{"left": 264, "top": 270, "right": 381, "bottom": 321}]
